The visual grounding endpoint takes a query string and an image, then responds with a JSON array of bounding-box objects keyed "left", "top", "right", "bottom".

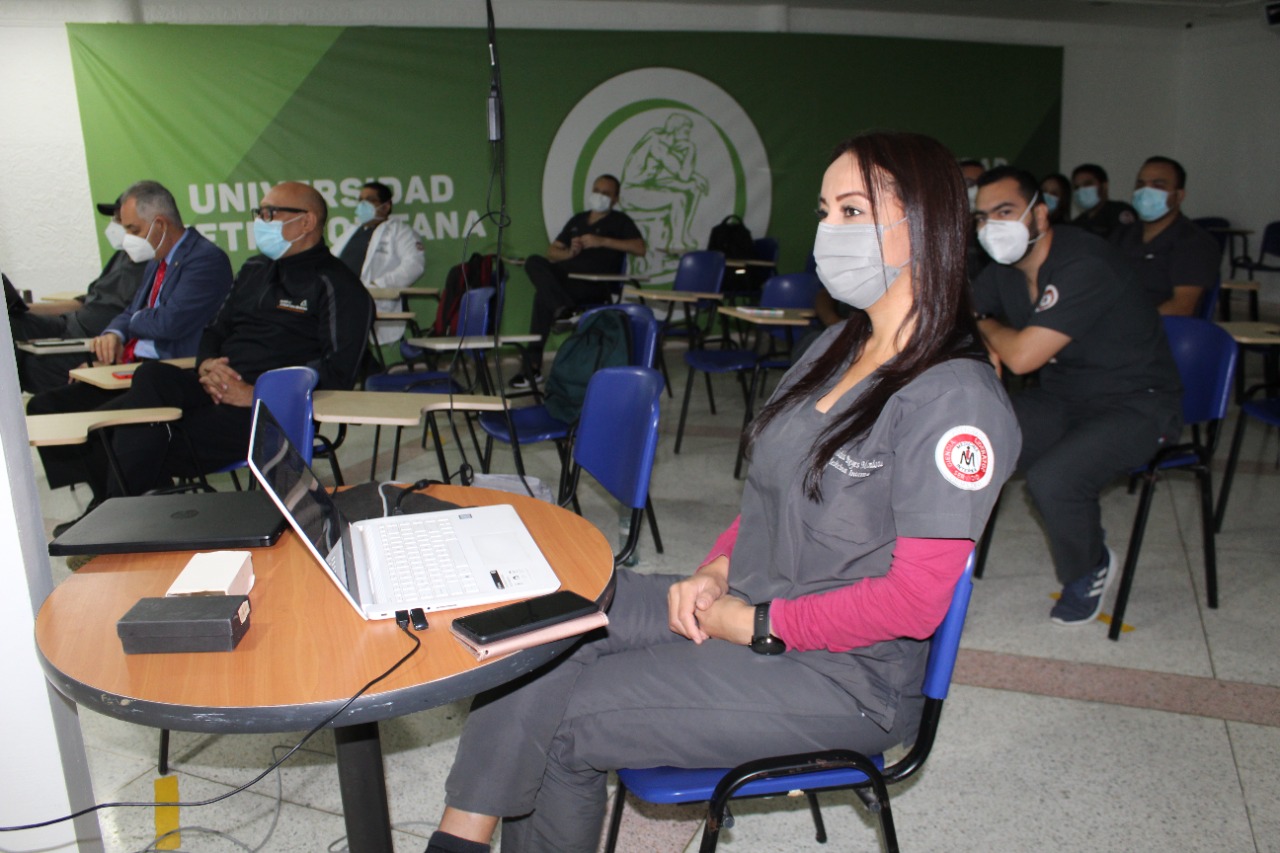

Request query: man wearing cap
[{"left": 6, "top": 194, "right": 147, "bottom": 393}]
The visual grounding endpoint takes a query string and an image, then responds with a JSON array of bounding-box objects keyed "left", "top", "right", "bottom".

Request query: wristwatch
[{"left": 750, "top": 602, "right": 786, "bottom": 655}]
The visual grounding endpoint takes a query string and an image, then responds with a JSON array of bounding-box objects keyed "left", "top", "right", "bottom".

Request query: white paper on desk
[
  {"left": 166, "top": 551, "right": 256, "bottom": 597},
  {"left": 450, "top": 611, "right": 609, "bottom": 661}
]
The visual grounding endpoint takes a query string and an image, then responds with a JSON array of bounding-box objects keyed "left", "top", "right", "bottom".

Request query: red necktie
[{"left": 122, "top": 259, "right": 167, "bottom": 364}]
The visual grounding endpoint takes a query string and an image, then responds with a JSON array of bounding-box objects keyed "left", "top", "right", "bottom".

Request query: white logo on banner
[{"left": 543, "top": 68, "right": 771, "bottom": 282}]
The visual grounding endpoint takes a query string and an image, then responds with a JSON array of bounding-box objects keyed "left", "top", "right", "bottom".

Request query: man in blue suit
[{"left": 27, "top": 179, "right": 234, "bottom": 496}]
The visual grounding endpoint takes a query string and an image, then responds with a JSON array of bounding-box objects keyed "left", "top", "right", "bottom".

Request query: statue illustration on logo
[{"left": 620, "top": 112, "right": 709, "bottom": 274}]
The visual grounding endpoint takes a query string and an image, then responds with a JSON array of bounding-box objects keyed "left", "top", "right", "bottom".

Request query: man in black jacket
[{"left": 70, "top": 182, "right": 373, "bottom": 505}]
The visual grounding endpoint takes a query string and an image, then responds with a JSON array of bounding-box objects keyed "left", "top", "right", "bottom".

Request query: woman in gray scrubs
[{"left": 426, "top": 131, "right": 1021, "bottom": 853}]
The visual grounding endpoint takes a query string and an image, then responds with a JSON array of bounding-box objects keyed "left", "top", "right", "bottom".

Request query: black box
[{"left": 117, "top": 595, "right": 251, "bottom": 654}]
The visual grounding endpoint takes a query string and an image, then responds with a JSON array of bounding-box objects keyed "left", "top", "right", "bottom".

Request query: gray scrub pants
[
  {"left": 1013, "top": 387, "right": 1181, "bottom": 585},
  {"left": 444, "top": 571, "right": 919, "bottom": 853}
]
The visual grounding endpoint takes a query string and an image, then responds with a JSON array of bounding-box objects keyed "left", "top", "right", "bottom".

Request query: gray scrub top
[{"left": 732, "top": 324, "right": 1020, "bottom": 730}]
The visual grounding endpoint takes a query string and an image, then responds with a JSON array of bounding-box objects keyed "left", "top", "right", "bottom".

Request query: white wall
[{"left": 1, "top": 0, "right": 1268, "bottom": 298}]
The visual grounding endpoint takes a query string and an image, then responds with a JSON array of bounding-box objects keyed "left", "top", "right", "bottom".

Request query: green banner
[{"left": 68, "top": 24, "right": 1061, "bottom": 330}]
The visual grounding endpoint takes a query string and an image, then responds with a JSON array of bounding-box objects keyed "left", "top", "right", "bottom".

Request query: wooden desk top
[
  {"left": 68, "top": 357, "right": 197, "bottom": 390},
  {"left": 35, "top": 485, "right": 615, "bottom": 733},
  {"left": 621, "top": 285, "right": 724, "bottom": 304},
  {"left": 717, "top": 306, "right": 815, "bottom": 327},
  {"left": 725, "top": 258, "right": 777, "bottom": 269},
  {"left": 26, "top": 407, "right": 184, "bottom": 447},
  {"left": 566, "top": 272, "right": 650, "bottom": 283},
  {"left": 313, "top": 390, "right": 506, "bottom": 426},
  {"left": 367, "top": 286, "right": 439, "bottom": 301},
  {"left": 1218, "top": 321, "right": 1280, "bottom": 345},
  {"left": 16, "top": 338, "right": 92, "bottom": 355},
  {"left": 40, "top": 290, "right": 84, "bottom": 302},
  {"left": 402, "top": 334, "right": 541, "bottom": 351},
  {"left": 375, "top": 311, "right": 416, "bottom": 321}
]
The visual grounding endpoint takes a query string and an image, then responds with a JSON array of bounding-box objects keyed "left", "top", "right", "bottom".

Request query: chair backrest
[
  {"left": 253, "top": 366, "right": 319, "bottom": 464},
  {"left": 457, "top": 286, "right": 495, "bottom": 337},
  {"left": 760, "top": 272, "right": 822, "bottom": 310},
  {"left": 1260, "top": 221, "right": 1280, "bottom": 260},
  {"left": 921, "top": 554, "right": 976, "bottom": 701},
  {"left": 1196, "top": 274, "right": 1222, "bottom": 321},
  {"left": 580, "top": 303, "right": 660, "bottom": 368},
  {"left": 572, "top": 366, "right": 663, "bottom": 511},
  {"left": 1162, "top": 316, "right": 1237, "bottom": 426},
  {"left": 672, "top": 250, "right": 726, "bottom": 295}
]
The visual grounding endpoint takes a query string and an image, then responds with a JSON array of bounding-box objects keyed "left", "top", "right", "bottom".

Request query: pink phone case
[{"left": 450, "top": 611, "right": 609, "bottom": 661}]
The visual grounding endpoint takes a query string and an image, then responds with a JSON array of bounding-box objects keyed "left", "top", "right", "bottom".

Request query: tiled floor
[{"left": 31, "top": 339, "right": 1280, "bottom": 852}]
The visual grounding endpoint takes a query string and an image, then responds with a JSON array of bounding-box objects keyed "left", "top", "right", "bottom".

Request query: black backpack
[
  {"left": 707, "top": 215, "right": 761, "bottom": 294},
  {"left": 543, "top": 310, "right": 633, "bottom": 423},
  {"left": 431, "top": 253, "right": 501, "bottom": 336}
]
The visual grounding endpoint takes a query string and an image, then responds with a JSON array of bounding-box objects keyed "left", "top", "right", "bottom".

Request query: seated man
[
  {"left": 513, "top": 174, "right": 645, "bottom": 388},
  {"left": 1069, "top": 163, "right": 1136, "bottom": 240},
  {"left": 329, "top": 180, "right": 425, "bottom": 345},
  {"left": 7, "top": 194, "right": 147, "bottom": 393},
  {"left": 1112, "top": 155, "right": 1220, "bottom": 316},
  {"left": 45, "top": 182, "right": 373, "bottom": 524},
  {"left": 971, "top": 166, "right": 1181, "bottom": 626},
  {"left": 27, "top": 180, "right": 234, "bottom": 496}
]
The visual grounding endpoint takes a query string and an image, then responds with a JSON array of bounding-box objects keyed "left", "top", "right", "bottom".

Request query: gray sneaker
[{"left": 1051, "top": 546, "right": 1118, "bottom": 626}]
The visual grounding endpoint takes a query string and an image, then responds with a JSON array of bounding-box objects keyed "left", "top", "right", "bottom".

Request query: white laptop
[{"left": 247, "top": 400, "right": 561, "bottom": 620}]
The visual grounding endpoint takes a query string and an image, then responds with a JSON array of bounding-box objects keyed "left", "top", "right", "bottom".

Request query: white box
[{"left": 166, "top": 551, "right": 255, "bottom": 598}]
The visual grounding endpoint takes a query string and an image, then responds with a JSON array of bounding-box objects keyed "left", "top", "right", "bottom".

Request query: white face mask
[
  {"left": 104, "top": 220, "right": 126, "bottom": 251},
  {"left": 122, "top": 218, "right": 165, "bottom": 263},
  {"left": 977, "top": 192, "right": 1040, "bottom": 265},
  {"left": 587, "top": 192, "right": 613, "bottom": 213},
  {"left": 812, "top": 218, "right": 907, "bottom": 310}
]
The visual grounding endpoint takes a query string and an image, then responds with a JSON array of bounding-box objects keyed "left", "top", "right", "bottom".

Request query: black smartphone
[{"left": 451, "top": 591, "right": 599, "bottom": 645}]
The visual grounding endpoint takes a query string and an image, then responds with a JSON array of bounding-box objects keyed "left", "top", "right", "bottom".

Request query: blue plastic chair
[
  {"left": 674, "top": 273, "right": 821, "bottom": 478},
  {"left": 603, "top": 554, "right": 978, "bottom": 853},
  {"left": 478, "top": 306, "right": 664, "bottom": 553},
  {"left": 363, "top": 286, "right": 495, "bottom": 479},
  {"left": 650, "top": 250, "right": 727, "bottom": 395},
  {"left": 207, "top": 366, "right": 318, "bottom": 490},
  {"left": 1108, "top": 317, "right": 1237, "bottom": 641},
  {"left": 1214, "top": 380, "right": 1280, "bottom": 532},
  {"left": 560, "top": 366, "right": 664, "bottom": 566}
]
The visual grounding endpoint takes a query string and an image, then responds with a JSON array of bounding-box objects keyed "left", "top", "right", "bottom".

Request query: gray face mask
[{"left": 812, "top": 218, "right": 907, "bottom": 310}]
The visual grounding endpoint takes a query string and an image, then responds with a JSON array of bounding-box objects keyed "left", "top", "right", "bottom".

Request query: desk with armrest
[{"left": 67, "top": 357, "right": 198, "bottom": 390}]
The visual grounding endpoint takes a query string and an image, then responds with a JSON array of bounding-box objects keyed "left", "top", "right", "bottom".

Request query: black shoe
[{"left": 51, "top": 499, "right": 102, "bottom": 539}]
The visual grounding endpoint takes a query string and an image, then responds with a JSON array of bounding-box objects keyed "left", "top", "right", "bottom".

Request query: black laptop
[{"left": 48, "top": 491, "right": 286, "bottom": 556}]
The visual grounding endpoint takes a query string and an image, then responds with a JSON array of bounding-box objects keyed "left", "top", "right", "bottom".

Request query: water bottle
[{"left": 618, "top": 513, "right": 641, "bottom": 567}]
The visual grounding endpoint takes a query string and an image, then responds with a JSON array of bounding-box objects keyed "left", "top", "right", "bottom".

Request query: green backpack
[{"left": 543, "top": 310, "right": 633, "bottom": 423}]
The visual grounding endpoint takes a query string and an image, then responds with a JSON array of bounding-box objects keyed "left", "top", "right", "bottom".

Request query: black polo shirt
[
  {"left": 1112, "top": 214, "right": 1221, "bottom": 309},
  {"left": 972, "top": 226, "right": 1180, "bottom": 401},
  {"left": 1071, "top": 199, "right": 1136, "bottom": 240}
]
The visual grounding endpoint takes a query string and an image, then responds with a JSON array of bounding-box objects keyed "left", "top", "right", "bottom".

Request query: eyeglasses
[{"left": 251, "top": 205, "right": 306, "bottom": 222}]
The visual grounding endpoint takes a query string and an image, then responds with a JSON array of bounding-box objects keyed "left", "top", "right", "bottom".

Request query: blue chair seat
[
  {"left": 619, "top": 753, "right": 887, "bottom": 805},
  {"left": 477, "top": 407, "right": 570, "bottom": 446},
  {"left": 363, "top": 372, "right": 461, "bottom": 394},
  {"left": 683, "top": 348, "right": 756, "bottom": 373}
]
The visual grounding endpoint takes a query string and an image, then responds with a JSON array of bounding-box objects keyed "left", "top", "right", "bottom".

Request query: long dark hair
[{"left": 745, "top": 131, "right": 987, "bottom": 500}]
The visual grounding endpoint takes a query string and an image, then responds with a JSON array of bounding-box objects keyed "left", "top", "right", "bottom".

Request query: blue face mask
[
  {"left": 253, "top": 215, "right": 302, "bottom": 260},
  {"left": 1132, "top": 186, "right": 1170, "bottom": 222},
  {"left": 354, "top": 200, "right": 378, "bottom": 225},
  {"left": 1043, "top": 192, "right": 1059, "bottom": 214},
  {"left": 1073, "top": 185, "right": 1099, "bottom": 211}
]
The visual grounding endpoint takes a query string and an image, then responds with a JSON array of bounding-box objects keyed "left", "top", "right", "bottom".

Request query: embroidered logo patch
[
  {"left": 935, "top": 425, "right": 994, "bottom": 491},
  {"left": 1034, "top": 284, "right": 1059, "bottom": 313}
]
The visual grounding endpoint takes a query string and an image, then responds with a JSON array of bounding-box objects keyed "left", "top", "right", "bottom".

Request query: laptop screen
[{"left": 248, "top": 400, "right": 359, "bottom": 595}]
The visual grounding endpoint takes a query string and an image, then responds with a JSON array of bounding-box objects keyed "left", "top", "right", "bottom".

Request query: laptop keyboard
[{"left": 373, "top": 517, "right": 480, "bottom": 602}]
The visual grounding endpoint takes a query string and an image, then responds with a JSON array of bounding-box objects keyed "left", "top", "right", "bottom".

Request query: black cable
[{"left": 0, "top": 624, "right": 421, "bottom": 833}]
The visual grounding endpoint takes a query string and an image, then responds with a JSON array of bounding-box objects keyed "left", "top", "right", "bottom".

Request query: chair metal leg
[
  {"left": 1196, "top": 464, "right": 1219, "bottom": 609},
  {"left": 389, "top": 426, "right": 405, "bottom": 481},
  {"left": 228, "top": 470, "right": 242, "bottom": 491},
  {"left": 675, "top": 366, "right": 698, "bottom": 454},
  {"left": 369, "top": 425, "right": 382, "bottom": 482},
  {"left": 602, "top": 779, "right": 628, "bottom": 853},
  {"left": 428, "top": 414, "right": 451, "bottom": 483},
  {"left": 645, "top": 496, "right": 664, "bottom": 554},
  {"left": 1214, "top": 412, "right": 1249, "bottom": 532},
  {"left": 1110, "top": 471, "right": 1158, "bottom": 641},
  {"left": 703, "top": 370, "right": 717, "bottom": 415},
  {"left": 805, "top": 791, "right": 827, "bottom": 843}
]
